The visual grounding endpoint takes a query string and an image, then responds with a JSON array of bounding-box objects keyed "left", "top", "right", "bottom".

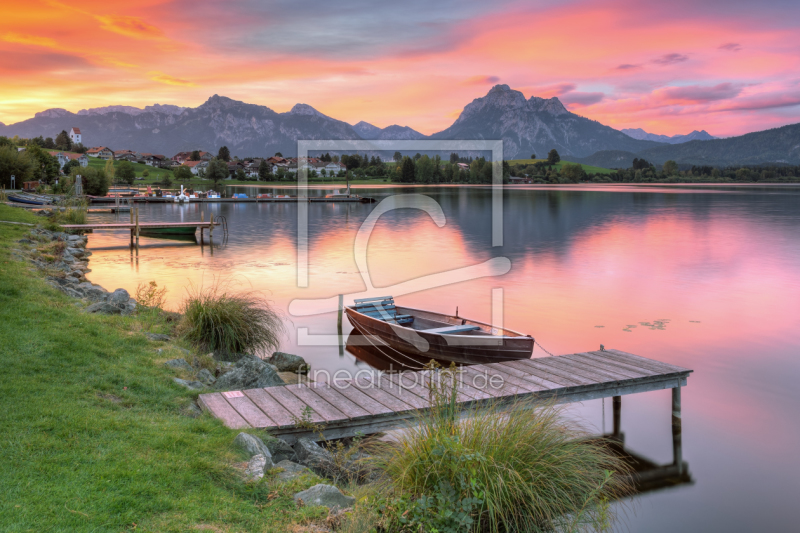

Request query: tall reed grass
[
  {"left": 178, "top": 283, "right": 284, "bottom": 356},
  {"left": 367, "top": 366, "right": 630, "bottom": 532}
]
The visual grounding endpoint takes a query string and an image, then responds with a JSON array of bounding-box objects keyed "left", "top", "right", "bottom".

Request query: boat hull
[
  {"left": 345, "top": 306, "right": 533, "bottom": 366},
  {"left": 8, "top": 195, "right": 46, "bottom": 205},
  {"left": 139, "top": 227, "right": 197, "bottom": 236}
]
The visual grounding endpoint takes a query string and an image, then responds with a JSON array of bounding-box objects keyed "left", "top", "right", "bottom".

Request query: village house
[
  {"left": 49, "top": 151, "right": 89, "bottom": 170},
  {"left": 86, "top": 146, "right": 114, "bottom": 160},
  {"left": 140, "top": 154, "right": 169, "bottom": 167},
  {"left": 69, "top": 127, "right": 81, "bottom": 145},
  {"left": 183, "top": 160, "right": 209, "bottom": 175},
  {"left": 171, "top": 151, "right": 214, "bottom": 163}
]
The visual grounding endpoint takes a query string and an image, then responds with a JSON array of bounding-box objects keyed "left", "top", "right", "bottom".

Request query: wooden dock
[
  {"left": 198, "top": 348, "right": 693, "bottom": 466},
  {"left": 60, "top": 221, "right": 219, "bottom": 231}
]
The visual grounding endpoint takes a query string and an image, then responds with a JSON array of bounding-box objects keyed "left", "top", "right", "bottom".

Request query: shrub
[
  {"left": 136, "top": 280, "right": 168, "bottom": 310},
  {"left": 368, "top": 367, "right": 630, "bottom": 532},
  {"left": 178, "top": 283, "right": 284, "bottom": 356},
  {"left": 71, "top": 166, "right": 109, "bottom": 196}
]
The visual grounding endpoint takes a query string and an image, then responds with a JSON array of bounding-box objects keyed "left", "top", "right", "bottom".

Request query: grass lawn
[
  {"left": 508, "top": 158, "right": 614, "bottom": 175},
  {"left": 0, "top": 204, "right": 326, "bottom": 532}
]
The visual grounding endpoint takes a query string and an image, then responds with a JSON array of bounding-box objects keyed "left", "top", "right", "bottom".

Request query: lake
[{"left": 85, "top": 184, "right": 800, "bottom": 532}]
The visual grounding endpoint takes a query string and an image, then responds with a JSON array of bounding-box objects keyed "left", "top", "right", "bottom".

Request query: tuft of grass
[
  {"left": 179, "top": 282, "right": 285, "bottom": 357},
  {"left": 367, "top": 366, "right": 631, "bottom": 532}
]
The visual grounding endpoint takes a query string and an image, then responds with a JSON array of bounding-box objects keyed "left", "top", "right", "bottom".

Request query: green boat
[{"left": 139, "top": 227, "right": 197, "bottom": 236}]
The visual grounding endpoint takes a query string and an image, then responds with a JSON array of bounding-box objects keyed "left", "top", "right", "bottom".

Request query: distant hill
[
  {"left": 573, "top": 150, "right": 640, "bottom": 169},
  {"left": 353, "top": 121, "right": 425, "bottom": 140},
  {"left": 621, "top": 128, "right": 716, "bottom": 144}
]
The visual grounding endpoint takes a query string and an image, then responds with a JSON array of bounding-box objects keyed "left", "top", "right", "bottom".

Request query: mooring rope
[{"left": 349, "top": 320, "right": 428, "bottom": 371}]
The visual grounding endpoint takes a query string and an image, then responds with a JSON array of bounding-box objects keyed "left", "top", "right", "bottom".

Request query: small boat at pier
[
  {"left": 345, "top": 296, "right": 534, "bottom": 365},
  {"left": 8, "top": 193, "right": 53, "bottom": 205}
]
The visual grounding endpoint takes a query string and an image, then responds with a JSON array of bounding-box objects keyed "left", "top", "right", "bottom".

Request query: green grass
[
  {"left": 0, "top": 204, "right": 325, "bottom": 532},
  {"left": 508, "top": 159, "right": 615, "bottom": 175},
  {"left": 179, "top": 283, "right": 285, "bottom": 357}
]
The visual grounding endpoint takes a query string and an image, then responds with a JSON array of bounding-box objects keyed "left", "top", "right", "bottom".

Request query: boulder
[
  {"left": 17, "top": 238, "right": 33, "bottom": 244},
  {"left": 269, "top": 352, "right": 310, "bottom": 373},
  {"left": 244, "top": 454, "right": 271, "bottom": 481},
  {"left": 173, "top": 378, "right": 205, "bottom": 390},
  {"left": 293, "top": 484, "right": 355, "bottom": 510},
  {"left": 85, "top": 301, "right": 121, "bottom": 315},
  {"left": 164, "top": 358, "right": 193, "bottom": 371},
  {"left": 108, "top": 289, "right": 130, "bottom": 306},
  {"left": 293, "top": 438, "right": 334, "bottom": 474},
  {"left": 145, "top": 333, "right": 172, "bottom": 342},
  {"left": 196, "top": 368, "right": 216, "bottom": 385},
  {"left": 276, "top": 460, "right": 311, "bottom": 480},
  {"left": 215, "top": 354, "right": 285, "bottom": 390},
  {"left": 234, "top": 433, "right": 274, "bottom": 462},
  {"left": 67, "top": 234, "right": 82, "bottom": 243},
  {"left": 266, "top": 437, "right": 298, "bottom": 463}
]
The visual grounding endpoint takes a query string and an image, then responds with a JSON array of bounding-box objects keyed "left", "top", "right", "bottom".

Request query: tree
[
  {"left": 393, "top": 151, "right": 402, "bottom": 162},
  {"left": 415, "top": 155, "right": 434, "bottom": 183},
  {"left": 24, "top": 145, "right": 60, "bottom": 184},
  {"left": 72, "top": 166, "right": 109, "bottom": 196},
  {"left": 413, "top": 153, "right": 421, "bottom": 161},
  {"left": 190, "top": 150, "right": 201, "bottom": 161},
  {"left": 530, "top": 153, "right": 536, "bottom": 160},
  {"left": 206, "top": 158, "right": 228, "bottom": 190},
  {"left": 560, "top": 162, "right": 585, "bottom": 183},
  {"left": 74, "top": 144, "right": 87, "bottom": 154},
  {"left": 218, "top": 146, "right": 231, "bottom": 161},
  {"left": 62, "top": 159, "right": 81, "bottom": 175},
  {"left": 54, "top": 130, "right": 72, "bottom": 151},
  {"left": 116, "top": 160, "right": 135, "bottom": 185},
  {"left": 274, "top": 152, "right": 283, "bottom": 157},
  {"left": 236, "top": 168, "right": 246, "bottom": 181},
  {"left": 450, "top": 153, "right": 459, "bottom": 164},
  {"left": 0, "top": 145, "right": 34, "bottom": 187},
  {"left": 547, "top": 149, "right": 560, "bottom": 166},
  {"left": 44, "top": 137, "right": 55, "bottom": 149},
  {"left": 104, "top": 158, "right": 115, "bottom": 182},
  {"left": 663, "top": 160, "right": 679, "bottom": 175},
  {"left": 174, "top": 165, "right": 193, "bottom": 183},
  {"left": 258, "top": 159, "right": 270, "bottom": 181},
  {"left": 401, "top": 156, "right": 416, "bottom": 182},
  {"left": 161, "top": 172, "right": 172, "bottom": 188}
]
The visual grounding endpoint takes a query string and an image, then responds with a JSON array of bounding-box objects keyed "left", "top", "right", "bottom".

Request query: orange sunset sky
[{"left": 1, "top": 0, "right": 799, "bottom": 137}]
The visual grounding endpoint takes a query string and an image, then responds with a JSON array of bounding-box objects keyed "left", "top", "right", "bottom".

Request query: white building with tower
[{"left": 69, "top": 127, "right": 81, "bottom": 145}]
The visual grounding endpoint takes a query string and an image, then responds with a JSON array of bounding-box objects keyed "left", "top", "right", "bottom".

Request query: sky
[{"left": 1, "top": 0, "right": 799, "bottom": 137}]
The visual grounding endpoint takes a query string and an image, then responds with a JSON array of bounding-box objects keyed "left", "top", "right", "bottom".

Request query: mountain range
[
  {"left": 621, "top": 128, "right": 717, "bottom": 144},
  {"left": 1, "top": 85, "right": 798, "bottom": 167}
]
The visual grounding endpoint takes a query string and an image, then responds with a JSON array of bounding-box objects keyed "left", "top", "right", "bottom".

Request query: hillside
[
  {"left": 508, "top": 158, "right": 615, "bottom": 175},
  {"left": 621, "top": 128, "right": 716, "bottom": 144}
]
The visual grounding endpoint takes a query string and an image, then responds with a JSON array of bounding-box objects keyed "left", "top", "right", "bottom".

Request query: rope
[
  {"left": 349, "top": 320, "right": 428, "bottom": 371},
  {"left": 534, "top": 339, "right": 556, "bottom": 357}
]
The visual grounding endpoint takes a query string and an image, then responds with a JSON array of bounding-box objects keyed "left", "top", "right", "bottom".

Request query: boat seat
[
  {"left": 352, "top": 296, "right": 414, "bottom": 325},
  {"left": 420, "top": 325, "right": 481, "bottom": 335}
]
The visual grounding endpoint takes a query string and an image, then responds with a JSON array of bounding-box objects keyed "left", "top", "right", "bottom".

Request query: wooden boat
[
  {"left": 345, "top": 296, "right": 534, "bottom": 365},
  {"left": 139, "top": 226, "right": 197, "bottom": 236},
  {"left": 8, "top": 193, "right": 52, "bottom": 205}
]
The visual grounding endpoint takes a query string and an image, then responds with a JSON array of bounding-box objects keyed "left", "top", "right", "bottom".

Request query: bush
[
  {"left": 368, "top": 367, "right": 630, "bottom": 532},
  {"left": 71, "top": 166, "right": 108, "bottom": 196},
  {"left": 179, "top": 283, "right": 284, "bottom": 356}
]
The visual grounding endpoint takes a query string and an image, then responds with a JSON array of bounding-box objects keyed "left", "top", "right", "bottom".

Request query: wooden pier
[{"left": 199, "top": 348, "right": 692, "bottom": 470}]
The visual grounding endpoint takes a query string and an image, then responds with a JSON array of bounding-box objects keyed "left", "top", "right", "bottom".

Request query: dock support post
[
  {"left": 337, "top": 294, "right": 344, "bottom": 356},
  {"left": 200, "top": 211, "right": 204, "bottom": 244},
  {"left": 130, "top": 204, "right": 134, "bottom": 247},
  {"left": 672, "top": 387, "right": 683, "bottom": 474},
  {"left": 209, "top": 213, "right": 214, "bottom": 239},
  {"left": 135, "top": 206, "right": 139, "bottom": 248},
  {"left": 612, "top": 395, "right": 621, "bottom": 439}
]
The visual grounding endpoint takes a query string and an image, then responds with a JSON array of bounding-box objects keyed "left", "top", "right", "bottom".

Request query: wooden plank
[
  {"left": 414, "top": 370, "right": 479, "bottom": 403},
  {"left": 525, "top": 358, "right": 605, "bottom": 385},
  {"left": 197, "top": 393, "right": 250, "bottom": 429},
  {"left": 562, "top": 353, "right": 652, "bottom": 379},
  {"left": 351, "top": 380, "right": 420, "bottom": 413},
  {"left": 378, "top": 374, "right": 429, "bottom": 409},
  {"left": 600, "top": 350, "right": 686, "bottom": 374},
  {"left": 286, "top": 385, "right": 349, "bottom": 422},
  {"left": 506, "top": 359, "right": 590, "bottom": 386},
  {"left": 420, "top": 325, "right": 481, "bottom": 335},
  {"left": 541, "top": 356, "right": 630, "bottom": 383},
  {"left": 262, "top": 386, "right": 325, "bottom": 424},
  {"left": 331, "top": 382, "right": 395, "bottom": 416},
  {"left": 224, "top": 392, "right": 276, "bottom": 428},
  {"left": 304, "top": 383, "right": 372, "bottom": 419},
  {"left": 243, "top": 388, "right": 297, "bottom": 427},
  {"left": 466, "top": 364, "right": 545, "bottom": 394},
  {"left": 487, "top": 361, "right": 564, "bottom": 390},
  {"left": 459, "top": 365, "right": 533, "bottom": 397}
]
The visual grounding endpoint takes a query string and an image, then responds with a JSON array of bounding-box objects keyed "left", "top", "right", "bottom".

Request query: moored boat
[
  {"left": 8, "top": 193, "right": 52, "bottom": 205},
  {"left": 345, "top": 296, "right": 534, "bottom": 365}
]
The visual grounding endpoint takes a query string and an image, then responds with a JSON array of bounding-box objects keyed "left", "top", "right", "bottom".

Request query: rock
[
  {"left": 173, "top": 378, "right": 205, "bottom": 390},
  {"left": 67, "top": 234, "right": 82, "bottom": 242},
  {"left": 244, "top": 454, "right": 270, "bottom": 481},
  {"left": 196, "top": 368, "right": 216, "bottom": 385},
  {"left": 212, "top": 350, "right": 248, "bottom": 363},
  {"left": 234, "top": 433, "right": 274, "bottom": 461},
  {"left": 85, "top": 301, "right": 121, "bottom": 315},
  {"left": 145, "top": 333, "right": 172, "bottom": 342},
  {"left": 293, "top": 438, "right": 334, "bottom": 474},
  {"left": 17, "top": 238, "right": 33, "bottom": 244},
  {"left": 216, "top": 354, "right": 285, "bottom": 390},
  {"left": 276, "top": 460, "right": 311, "bottom": 480},
  {"left": 108, "top": 289, "right": 130, "bottom": 306},
  {"left": 269, "top": 352, "right": 310, "bottom": 373},
  {"left": 255, "top": 364, "right": 285, "bottom": 388},
  {"left": 121, "top": 299, "right": 137, "bottom": 316},
  {"left": 66, "top": 247, "right": 84, "bottom": 258},
  {"left": 266, "top": 437, "right": 298, "bottom": 463},
  {"left": 61, "top": 254, "right": 76, "bottom": 264},
  {"left": 293, "top": 484, "right": 355, "bottom": 510},
  {"left": 165, "top": 358, "right": 193, "bottom": 371}
]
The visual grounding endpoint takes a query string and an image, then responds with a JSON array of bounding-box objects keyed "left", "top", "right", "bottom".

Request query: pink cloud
[
  {"left": 652, "top": 53, "right": 689, "bottom": 65},
  {"left": 462, "top": 75, "right": 500, "bottom": 86},
  {"left": 654, "top": 83, "right": 742, "bottom": 104}
]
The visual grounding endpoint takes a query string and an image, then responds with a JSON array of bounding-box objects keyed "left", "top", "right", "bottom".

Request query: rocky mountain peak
[
  {"left": 34, "top": 108, "right": 71, "bottom": 119},
  {"left": 287, "top": 103, "right": 327, "bottom": 118},
  {"left": 200, "top": 94, "right": 243, "bottom": 111},
  {"left": 144, "top": 104, "right": 187, "bottom": 115}
]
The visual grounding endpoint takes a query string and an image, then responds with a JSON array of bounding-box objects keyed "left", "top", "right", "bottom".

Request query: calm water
[{"left": 86, "top": 184, "right": 800, "bottom": 532}]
